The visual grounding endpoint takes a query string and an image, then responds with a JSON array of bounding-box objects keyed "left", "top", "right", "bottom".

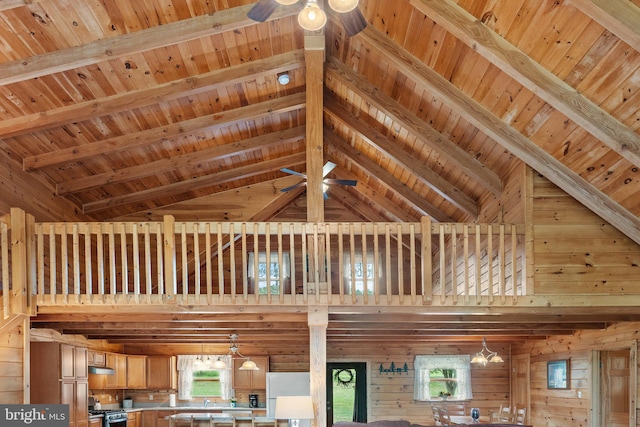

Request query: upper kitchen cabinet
[
  {"left": 147, "top": 355, "right": 177, "bottom": 390},
  {"left": 233, "top": 357, "right": 269, "bottom": 390},
  {"left": 105, "top": 353, "right": 127, "bottom": 389},
  {"left": 126, "top": 355, "right": 148, "bottom": 389},
  {"left": 88, "top": 350, "right": 106, "bottom": 367}
]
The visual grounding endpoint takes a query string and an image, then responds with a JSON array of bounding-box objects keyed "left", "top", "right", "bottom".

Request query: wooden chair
[
  {"left": 252, "top": 415, "right": 278, "bottom": 427},
  {"left": 431, "top": 406, "right": 444, "bottom": 426},
  {"left": 444, "top": 402, "right": 467, "bottom": 416},
  {"left": 170, "top": 415, "right": 195, "bottom": 427},
  {"left": 489, "top": 405, "right": 514, "bottom": 423},
  {"left": 514, "top": 406, "right": 527, "bottom": 425},
  {"left": 439, "top": 407, "right": 451, "bottom": 426},
  {"left": 210, "top": 415, "right": 237, "bottom": 427}
]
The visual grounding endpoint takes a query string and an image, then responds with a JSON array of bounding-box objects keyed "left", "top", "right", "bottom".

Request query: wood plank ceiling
[{"left": 3, "top": 0, "right": 640, "bottom": 344}]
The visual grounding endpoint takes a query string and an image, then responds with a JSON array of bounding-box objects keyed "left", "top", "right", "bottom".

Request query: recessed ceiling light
[{"left": 278, "top": 73, "right": 290, "bottom": 85}]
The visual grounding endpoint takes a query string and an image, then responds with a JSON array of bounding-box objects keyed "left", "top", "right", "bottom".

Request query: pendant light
[
  {"left": 298, "top": 0, "right": 327, "bottom": 31},
  {"left": 208, "top": 334, "right": 260, "bottom": 371},
  {"left": 471, "top": 337, "right": 504, "bottom": 366},
  {"left": 328, "top": 0, "right": 359, "bottom": 13}
]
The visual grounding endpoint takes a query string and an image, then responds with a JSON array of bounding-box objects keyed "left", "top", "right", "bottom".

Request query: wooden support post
[
  {"left": 308, "top": 306, "right": 328, "bottom": 427},
  {"left": 10, "top": 208, "right": 28, "bottom": 315}
]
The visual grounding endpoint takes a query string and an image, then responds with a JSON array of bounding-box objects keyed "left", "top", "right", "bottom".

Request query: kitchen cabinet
[
  {"left": 127, "top": 355, "right": 148, "bottom": 389},
  {"left": 89, "top": 418, "right": 101, "bottom": 427},
  {"left": 233, "top": 356, "right": 268, "bottom": 390},
  {"left": 128, "top": 411, "right": 141, "bottom": 427},
  {"left": 88, "top": 350, "right": 106, "bottom": 367},
  {"left": 141, "top": 410, "right": 157, "bottom": 427},
  {"left": 147, "top": 355, "right": 177, "bottom": 390},
  {"left": 105, "top": 353, "right": 127, "bottom": 389},
  {"left": 31, "top": 342, "right": 89, "bottom": 427}
]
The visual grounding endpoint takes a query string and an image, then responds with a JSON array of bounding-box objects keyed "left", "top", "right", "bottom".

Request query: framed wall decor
[{"left": 547, "top": 359, "right": 570, "bottom": 389}]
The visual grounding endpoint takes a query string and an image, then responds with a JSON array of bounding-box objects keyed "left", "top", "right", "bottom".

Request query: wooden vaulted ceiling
[{"left": 5, "top": 0, "right": 640, "bottom": 344}]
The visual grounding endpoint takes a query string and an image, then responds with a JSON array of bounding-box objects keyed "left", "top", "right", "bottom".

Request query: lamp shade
[
  {"left": 328, "top": 0, "right": 359, "bottom": 13},
  {"left": 298, "top": 1, "right": 327, "bottom": 31},
  {"left": 275, "top": 396, "right": 314, "bottom": 420},
  {"left": 276, "top": 0, "right": 299, "bottom": 4},
  {"left": 239, "top": 359, "right": 259, "bottom": 371}
]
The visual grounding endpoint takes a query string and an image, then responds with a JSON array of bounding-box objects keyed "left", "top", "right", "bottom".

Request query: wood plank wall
[
  {"left": 0, "top": 317, "right": 28, "bottom": 404},
  {"left": 512, "top": 322, "right": 640, "bottom": 427},
  {"left": 532, "top": 172, "right": 640, "bottom": 295}
]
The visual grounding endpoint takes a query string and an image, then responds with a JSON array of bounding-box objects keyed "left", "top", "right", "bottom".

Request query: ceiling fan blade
[
  {"left": 281, "top": 182, "right": 307, "bottom": 192},
  {"left": 338, "top": 7, "right": 367, "bottom": 36},
  {"left": 322, "top": 161, "right": 337, "bottom": 177},
  {"left": 280, "top": 168, "right": 307, "bottom": 178},
  {"left": 323, "top": 179, "right": 358, "bottom": 186},
  {"left": 247, "top": 0, "right": 278, "bottom": 22}
]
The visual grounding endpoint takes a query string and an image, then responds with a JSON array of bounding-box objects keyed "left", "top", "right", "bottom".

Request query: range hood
[{"left": 88, "top": 366, "right": 115, "bottom": 375}]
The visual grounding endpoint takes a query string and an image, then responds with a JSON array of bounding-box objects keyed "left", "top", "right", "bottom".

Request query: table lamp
[{"left": 274, "top": 396, "right": 314, "bottom": 427}]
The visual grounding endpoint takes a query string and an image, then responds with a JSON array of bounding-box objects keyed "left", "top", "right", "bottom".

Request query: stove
[{"left": 88, "top": 409, "right": 128, "bottom": 427}]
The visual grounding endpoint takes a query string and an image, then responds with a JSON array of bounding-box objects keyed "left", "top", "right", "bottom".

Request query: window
[
  {"left": 177, "top": 355, "right": 232, "bottom": 400},
  {"left": 248, "top": 251, "right": 290, "bottom": 294},
  {"left": 192, "top": 369, "right": 222, "bottom": 397},
  {"left": 343, "top": 253, "right": 380, "bottom": 295},
  {"left": 413, "top": 355, "right": 473, "bottom": 401}
]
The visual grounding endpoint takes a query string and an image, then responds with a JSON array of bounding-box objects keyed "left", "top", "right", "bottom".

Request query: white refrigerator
[{"left": 266, "top": 372, "right": 311, "bottom": 427}]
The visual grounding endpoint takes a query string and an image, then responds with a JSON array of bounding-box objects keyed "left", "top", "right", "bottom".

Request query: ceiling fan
[
  {"left": 280, "top": 161, "right": 357, "bottom": 199},
  {"left": 248, "top": 0, "right": 367, "bottom": 36}
]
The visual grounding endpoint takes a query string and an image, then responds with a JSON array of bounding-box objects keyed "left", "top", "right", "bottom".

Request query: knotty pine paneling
[
  {"left": 0, "top": 318, "right": 27, "bottom": 404},
  {"left": 532, "top": 173, "right": 640, "bottom": 295},
  {"left": 513, "top": 322, "right": 640, "bottom": 427}
]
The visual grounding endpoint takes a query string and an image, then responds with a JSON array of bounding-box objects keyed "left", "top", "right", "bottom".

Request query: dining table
[{"left": 448, "top": 415, "right": 490, "bottom": 425}]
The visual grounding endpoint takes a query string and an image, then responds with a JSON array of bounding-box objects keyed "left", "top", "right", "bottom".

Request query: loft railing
[{"left": 0, "top": 209, "right": 526, "bottom": 313}]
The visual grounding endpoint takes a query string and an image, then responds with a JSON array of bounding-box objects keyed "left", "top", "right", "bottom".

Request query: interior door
[
  {"left": 601, "top": 349, "right": 631, "bottom": 427},
  {"left": 511, "top": 353, "right": 530, "bottom": 423},
  {"left": 327, "top": 363, "right": 367, "bottom": 427}
]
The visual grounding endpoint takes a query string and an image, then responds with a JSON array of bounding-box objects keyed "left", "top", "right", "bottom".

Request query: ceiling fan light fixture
[
  {"left": 298, "top": 0, "right": 327, "bottom": 31},
  {"left": 276, "top": 0, "right": 299, "bottom": 4},
  {"left": 328, "top": 0, "right": 359, "bottom": 13}
]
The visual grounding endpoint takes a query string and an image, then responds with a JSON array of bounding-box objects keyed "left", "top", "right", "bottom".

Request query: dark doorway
[{"left": 326, "top": 363, "right": 367, "bottom": 427}]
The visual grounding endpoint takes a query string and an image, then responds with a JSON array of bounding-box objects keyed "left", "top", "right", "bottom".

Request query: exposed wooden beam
[
  {"left": 82, "top": 151, "right": 307, "bottom": 213},
  {"left": 325, "top": 56, "right": 502, "bottom": 197},
  {"left": 358, "top": 25, "right": 640, "bottom": 246},
  {"left": 325, "top": 94, "right": 479, "bottom": 218},
  {"left": 0, "top": 0, "right": 46, "bottom": 12},
  {"left": 566, "top": 0, "right": 640, "bottom": 54},
  {"left": 57, "top": 126, "right": 306, "bottom": 194},
  {"left": 325, "top": 129, "right": 453, "bottom": 222},
  {"left": 2, "top": 50, "right": 303, "bottom": 141},
  {"left": 305, "top": 35, "right": 326, "bottom": 222},
  {"left": 408, "top": 0, "right": 640, "bottom": 166},
  {"left": 24, "top": 92, "right": 306, "bottom": 171},
  {"left": 0, "top": 4, "right": 298, "bottom": 86}
]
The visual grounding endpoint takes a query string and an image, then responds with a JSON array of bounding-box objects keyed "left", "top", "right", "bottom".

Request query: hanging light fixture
[
  {"left": 471, "top": 337, "right": 504, "bottom": 366},
  {"left": 298, "top": 0, "right": 327, "bottom": 31},
  {"left": 210, "top": 334, "right": 260, "bottom": 371},
  {"left": 328, "top": 0, "right": 359, "bottom": 13},
  {"left": 276, "top": 0, "right": 299, "bottom": 4}
]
